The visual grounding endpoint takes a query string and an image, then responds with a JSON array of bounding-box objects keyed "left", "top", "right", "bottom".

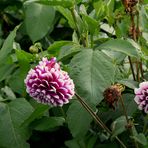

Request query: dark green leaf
[
  {"left": 26, "top": 0, "right": 74, "bottom": 8},
  {"left": 21, "top": 104, "right": 49, "bottom": 127},
  {"left": 1, "top": 86, "right": 16, "bottom": 100},
  {"left": 58, "top": 43, "right": 81, "bottom": 61},
  {"left": 66, "top": 101, "right": 92, "bottom": 138},
  {"left": 0, "top": 98, "right": 33, "bottom": 148},
  {"left": 31, "top": 116, "right": 65, "bottom": 131},
  {"left": 131, "top": 133, "right": 147, "bottom": 146},
  {"left": 97, "top": 39, "right": 139, "bottom": 58},
  {"left": 0, "top": 26, "right": 18, "bottom": 61},
  {"left": 81, "top": 14, "right": 98, "bottom": 34},
  {"left": 111, "top": 116, "right": 127, "bottom": 139},
  {"left": 70, "top": 48, "right": 115, "bottom": 105},
  {"left": 24, "top": 3, "right": 55, "bottom": 42},
  {"left": 56, "top": 6, "right": 75, "bottom": 29},
  {"left": 0, "top": 57, "right": 16, "bottom": 82}
]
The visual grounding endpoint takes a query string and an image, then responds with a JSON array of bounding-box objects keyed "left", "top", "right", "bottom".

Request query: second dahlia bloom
[
  {"left": 24, "top": 57, "right": 75, "bottom": 106},
  {"left": 134, "top": 82, "right": 148, "bottom": 113}
]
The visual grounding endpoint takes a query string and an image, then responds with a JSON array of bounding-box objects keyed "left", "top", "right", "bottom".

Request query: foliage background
[{"left": 0, "top": 0, "right": 148, "bottom": 148}]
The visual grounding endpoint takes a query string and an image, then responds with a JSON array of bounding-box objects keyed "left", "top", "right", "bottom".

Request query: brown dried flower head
[{"left": 103, "top": 84, "right": 125, "bottom": 110}]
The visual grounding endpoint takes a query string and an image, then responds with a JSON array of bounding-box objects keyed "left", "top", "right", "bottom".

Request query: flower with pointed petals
[
  {"left": 134, "top": 81, "right": 148, "bottom": 113},
  {"left": 24, "top": 57, "right": 75, "bottom": 106}
]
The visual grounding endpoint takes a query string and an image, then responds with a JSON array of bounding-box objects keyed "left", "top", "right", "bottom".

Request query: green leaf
[
  {"left": 30, "top": 116, "right": 65, "bottom": 131},
  {"left": 0, "top": 98, "right": 34, "bottom": 148},
  {"left": 118, "top": 79, "right": 139, "bottom": 89},
  {"left": 21, "top": 104, "right": 49, "bottom": 127},
  {"left": 0, "top": 57, "right": 16, "bottom": 82},
  {"left": 48, "top": 41, "right": 75, "bottom": 54},
  {"left": 70, "top": 48, "right": 115, "bottom": 105},
  {"left": 8, "top": 50, "right": 33, "bottom": 95},
  {"left": 9, "top": 69, "right": 27, "bottom": 95},
  {"left": 26, "top": 0, "right": 74, "bottom": 8},
  {"left": 97, "top": 39, "right": 139, "bottom": 58},
  {"left": 0, "top": 26, "right": 18, "bottom": 61},
  {"left": 131, "top": 133, "right": 147, "bottom": 146},
  {"left": 111, "top": 116, "right": 127, "bottom": 139},
  {"left": 58, "top": 43, "right": 81, "bottom": 61},
  {"left": 56, "top": 6, "right": 75, "bottom": 29},
  {"left": 65, "top": 139, "right": 82, "bottom": 148},
  {"left": 106, "top": 0, "right": 115, "bottom": 24},
  {"left": 81, "top": 14, "right": 98, "bottom": 34},
  {"left": 66, "top": 101, "right": 92, "bottom": 138},
  {"left": 15, "top": 49, "right": 33, "bottom": 70},
  {"left": 65, "top": 139, "right": 86, "bottom": 148},
  {"left": 1, "top": 86, "right": 16, "bottom": 100},
  {"left": 98, "top": 93, "right": 137, "bottom": 124},
  {"left": 24, "top": 2, "right": 55, "bottom": 42}
]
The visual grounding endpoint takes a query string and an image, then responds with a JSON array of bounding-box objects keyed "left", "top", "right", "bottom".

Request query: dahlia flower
[
  {"left": 134, "top": 82, "right": 148, "bottom": 113},
  {"left": 24, "top": 57, "right": 75, "bottom": 106}
]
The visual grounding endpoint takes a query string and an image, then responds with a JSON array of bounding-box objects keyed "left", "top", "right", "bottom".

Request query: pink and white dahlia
[
  {"left": 134, "top": 82, "right": 148, "bottom": 113},
  {"left": 24, "top": 57, "right": 75, "bottom": 106}
]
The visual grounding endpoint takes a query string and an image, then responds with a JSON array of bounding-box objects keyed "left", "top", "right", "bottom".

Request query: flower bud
[{"left": 29, "top": 45, "right": 39, "bottom": 54}]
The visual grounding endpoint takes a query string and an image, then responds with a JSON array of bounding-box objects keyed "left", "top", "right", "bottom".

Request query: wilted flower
[
  {"left": 134, "top": 82, "right": 148, "bottom": 113},
  {"left": 103, "top": 84, "right": 124, "bottom": 110},
  {"left": 24, "top": 57, "right": 75, "bottom": 106}
]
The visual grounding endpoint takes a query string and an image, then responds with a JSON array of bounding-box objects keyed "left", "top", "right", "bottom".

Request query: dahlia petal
[
  {"left": 25, "top": 57, "right": 75, "bottom": 106},
  {"left": 139, "top": 82, "right": 148, "bottom": 90},
  {"left": 144, "top": 105, "right": 148, "bottom": 113},
  {"left": 134, "top": 88, "right": 142, "bottom": 95}
]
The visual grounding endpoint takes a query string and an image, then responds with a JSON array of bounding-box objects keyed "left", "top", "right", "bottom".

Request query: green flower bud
[{"left": 29, "top": 45, "right": 39, "bottom": 54}]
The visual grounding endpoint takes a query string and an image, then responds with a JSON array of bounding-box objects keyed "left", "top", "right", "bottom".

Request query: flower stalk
[{"left": 75, "top": 92, "right": 127, "bottom": 148}]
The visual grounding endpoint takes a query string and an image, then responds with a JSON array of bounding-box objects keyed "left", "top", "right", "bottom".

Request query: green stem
[
  {"left": 120, "top": 96, "right": 129, "bottom": 124},
  {"left": 90, "top": 34, "right": 93, "bottom": 48},
  {"left": 120, "top": 96, "right": 139, "bottom": 148},
  {"left": 75, "top": 93, "right": 127, "bottom": 148},
  {"left": 71, "top": 8, "right": 86, "bottom": 47}
]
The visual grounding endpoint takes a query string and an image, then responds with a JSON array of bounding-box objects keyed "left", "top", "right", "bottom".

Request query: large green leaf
[
  {"left": 70, "top": 48, "right": 115, "bottom": 105},
  {"left": 8, "top": 50, "right": 33, "bottom": 95},
  {"left": 111, "top": 116, "right": 127, "bottom": 139},
  {"left": 0, "top": 57, "right": 16, "bottom": 82},
  {"left": 30, "top": 116, "right": 65, "bottom": 131},
  {"left": 26, "top": 0, "right": 74, "bottom": 8},
  {"left": 0, "top": 98, "right": 34, "bottom": 148},
  {"left": 56, "top": 6, "right": 75, "bottom": 29},
  {"left": 97, "top": 39, "right": 140, "bottom": 58},
  {"left": 66, "top": 101, "right": 92, "bottom": 138},
  {"left": 22, "top": 104, "right": 49, "bottom": 127},
  {"left": 24, "top": 2, "right": 55, "bottom": 42},
  {"left": 131, "top": 133, "right": 147, "bottom": 146},
  {"left": 0, "top": 26, "right": 18, "bottom": 61}
]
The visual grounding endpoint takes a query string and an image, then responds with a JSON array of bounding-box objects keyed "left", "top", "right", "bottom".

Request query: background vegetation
[{"left": 0, "top": 0, "right": 148, "bottom": 148}]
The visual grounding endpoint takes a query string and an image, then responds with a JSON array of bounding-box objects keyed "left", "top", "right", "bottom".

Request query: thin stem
[
  {"left": 131, "top": 127, "right": 139, "bottom": 148},
  {"left": 120, "top": 96, "right": 129, "bottom": 124},
  {"left": 128, "top": 56, "right": 136, "bottom": 81},
  {"left": 120, "top": 96, "right": 139, "bottom": 148},
  {"left": 136, "top": 61, "right": 140, "bottom": 82},
  {"left": 90, "top": 34, "right": 93, "bottom": 48},
  {"left": 75, "top": 93, "right": 127, "bottom": 148},
  {"left": 140, "top": 60, "right": 144, "bottom": 80}
]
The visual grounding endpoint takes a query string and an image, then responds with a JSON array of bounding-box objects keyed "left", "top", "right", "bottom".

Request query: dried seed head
[
  {"left": 122, "top": 0, "right": 138, "bottom": 13},
  {"left": 103, "top": 84, "right": 124, "bottom": 110}
]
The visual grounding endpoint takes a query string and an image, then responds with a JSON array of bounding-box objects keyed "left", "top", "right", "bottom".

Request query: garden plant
[{"left": 0, "top": 0, "right": 148, "bottom": 148}]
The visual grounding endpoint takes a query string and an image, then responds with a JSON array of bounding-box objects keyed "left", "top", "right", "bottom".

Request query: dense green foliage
[{"left": 0, "top": 0, "right": 148, "bottom": 147}]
